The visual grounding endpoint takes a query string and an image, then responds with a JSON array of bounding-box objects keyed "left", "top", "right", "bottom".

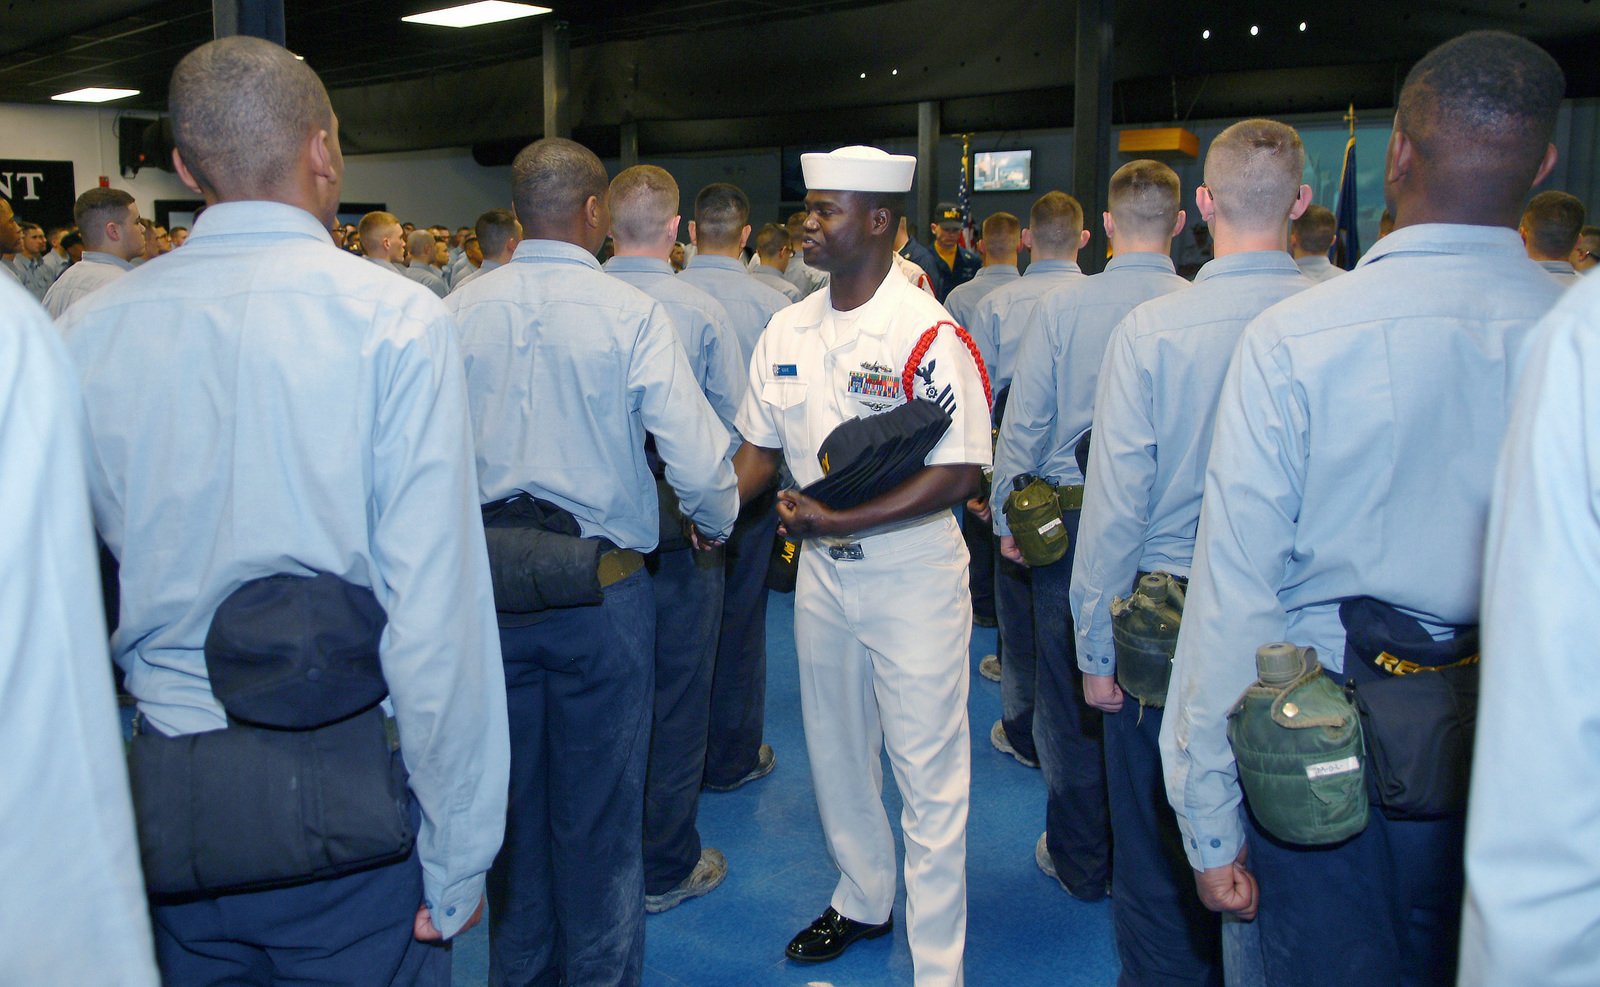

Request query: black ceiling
[{"left": 4, "top": 0, "right": 1600, "bottom": 155}]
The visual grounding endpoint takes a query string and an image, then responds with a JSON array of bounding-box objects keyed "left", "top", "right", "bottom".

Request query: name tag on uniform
[{"left": 773, "top": 363, "right": 798, "bottom": 377}]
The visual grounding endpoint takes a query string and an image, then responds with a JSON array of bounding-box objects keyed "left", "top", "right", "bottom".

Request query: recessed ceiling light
[
  {"left": 1300, "top": 21, "right": 1308, "bottom": 31},
  {"left": 52, "top": 87, "right": 140, "bottom": 103},
  {"left": 892, "top": 68, "right": 899, "bottom": 76},
  {"left": 1250, "top": 24, "right": 1259, "bottom": 36},
  {"left": 860, "top": 72, "right": 867, "bottom": 79},
  {"left": 1202, "top": 28, "right": 1211, "bottom": 39},
  {"left": 402, "top": 2, "right": 551, "bottom": 28}
]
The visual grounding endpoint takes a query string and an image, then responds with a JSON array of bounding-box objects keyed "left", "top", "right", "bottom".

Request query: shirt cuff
[
  {"left": 1077, "top": 634, "right": 1115, "bottom": 675},
  {"left": 1174, "top": 805, "right": 1246, "bottom": 872},
  {"left": 425, "top": 872, "right": 487, "bottom": 940}
]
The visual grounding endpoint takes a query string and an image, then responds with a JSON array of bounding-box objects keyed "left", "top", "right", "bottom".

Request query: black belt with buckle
[{"left": 826, "top": 543, "right": 864, "bottom": 561}]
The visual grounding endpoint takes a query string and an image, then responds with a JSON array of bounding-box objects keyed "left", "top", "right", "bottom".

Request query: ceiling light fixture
[
  {"left": 892, "top": 68, "right": 899, "bottom": 75},
  {"left": 1202, "top": 28, "right": 1211, "bottom": 39},
  {"left": 1300, "top": 21, "right": 1308, "bottom": 31},
  {"left": 52, "top": 87, "right": 140, "bottom": 103},
  {"left": 402, "top": 1, "right": 551, "bottom": 28},
  {"left": 860, "top": 72, "right": 867, "bottom": 79},
  {"left": 1250, "top": 24, "right": 1259, "bottom": 36}
]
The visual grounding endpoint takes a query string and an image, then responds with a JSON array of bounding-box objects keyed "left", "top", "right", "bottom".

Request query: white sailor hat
[{"left": 801, "top": 145, "right": 917, "bottom": 193}]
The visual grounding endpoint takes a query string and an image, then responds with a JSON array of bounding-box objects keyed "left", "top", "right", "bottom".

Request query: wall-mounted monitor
[{"left": 973, "top": 149, "right": 1032, "bottom": 192}]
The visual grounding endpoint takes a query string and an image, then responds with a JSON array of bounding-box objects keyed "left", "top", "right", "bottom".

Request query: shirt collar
[
  {"left": 81, "top": 250, "right": 135, "bottom": 270},
  {"left": 1356, "top": 223, "right": 1526, "bottom": 269},
  {"left": 755, "top": 263, "right": 787, "bottom": 277},
  {"left": 603, "top": 255, "right": 674, "bottom": 276},
  {"left": 686, "top": 254, "right": 746, "bottom": 273},
  {"left": 187, "top": 201, "right": 334, "bottom": 244},
  {"left": 510, "top": 238, "right": 602, "bottom": 271},
  {"left": 1193, "top": 250, "right": 1302, "bottom": 283},
  {"left": 1023, "top": 259, "right": 1081, "bottom": 276},
  {"left": 1104, "top": 252, "right": 1176, "bottom": 274},
  {"left": 974, "top": 264, "right": 1020, "bottom": 279},
  {"left": 1539, "top": 259, "right": 1577, "bottom": 276},
  {"left": 1297, "top": 255, "right": 1334, "bottom": 271}
]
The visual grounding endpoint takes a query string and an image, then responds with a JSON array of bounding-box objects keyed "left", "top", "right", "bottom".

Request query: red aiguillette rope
[{"left": 901, "top": 321, "right": 993, "bottom": 410}]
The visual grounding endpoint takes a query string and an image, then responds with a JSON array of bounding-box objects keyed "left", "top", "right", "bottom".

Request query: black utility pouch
[
  {"left": 1339, "top": 597, "right": 1479, "bottom": 820},
  {"left": 130, "top": 708, "right": 411, "bottom": 898}
]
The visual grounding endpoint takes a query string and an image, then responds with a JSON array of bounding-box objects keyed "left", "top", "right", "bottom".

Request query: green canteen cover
[
  {"left": 1228, "top": 646, "right": 1368, "bottom": 846},
  {"left": 1110, "top": 572, "right": 1184, "bottom": 707},
  {"left": 1004, "top": 476, "right": 1067, "bottom": 566}
]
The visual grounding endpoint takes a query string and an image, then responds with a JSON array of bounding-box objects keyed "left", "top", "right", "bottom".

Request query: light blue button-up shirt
[
  {"left": 449, "top": 239, "right": 737, "bottom": 550},
  {"left": 784, "top": 251, "right": 829, "bottom": 297},
  {"left": 1070, "top": 252, "right": 1308, "bottom": 676},
  {"left": 944, "top": 263, "right": 1021, "bottom": 335},
  {"left": 450, "top": 257, "right": 501, "bottom": 293},
  {"left": 0, "top": 276, "right": 160, "bottom": 984},
  {"left": 42, "top": 251, "right": 135, "bottom": 320},
  {"left": 10, "top": 253, "right": 49, "bottom": 300},
  {"left": 1294, "top": 255, "right": 1345, "bottom": 283},
  {"left": 405, "top": 262, "right": 450, "bottom": 298},
  {"left": 604, "top": 255, "right": 746, "bottom": 452},
  {"left": 60, "top": 201, "right": 509, "bottom": 938},
  {"left": 1160, "top": 224, "right": 1564, "bottom": 871},
  {"left": 678, "top": 253, "right": 791, "bottom": 373},
  {"left": 969, "top": 259, "right": 1085, "bottom": 398},
  {"left": 1461, "top": 273, "right": 1600, "bottom": 987},
  {"left": 992, "top": 253, "right": 1185, "bottom": 532},
  {"left": 752, "top": 263, "right": 802, "bottom": 302}
]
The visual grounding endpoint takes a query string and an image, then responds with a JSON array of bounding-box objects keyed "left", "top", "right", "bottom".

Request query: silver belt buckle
[{"left": 827, "top": 543, "right": 864, "bottom": 561}]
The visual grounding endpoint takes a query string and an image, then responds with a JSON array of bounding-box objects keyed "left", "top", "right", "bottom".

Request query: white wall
[
  {"left": 1, "top": 101, "right": 193, "bottom": 225},
  {"left": 1, "top": 100, "right": 516, "bottom": 231}
]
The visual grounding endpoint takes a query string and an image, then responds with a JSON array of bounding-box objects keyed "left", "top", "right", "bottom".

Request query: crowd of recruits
[{"left": 3, "top": 23, "right": 1599, "bottom": 987}]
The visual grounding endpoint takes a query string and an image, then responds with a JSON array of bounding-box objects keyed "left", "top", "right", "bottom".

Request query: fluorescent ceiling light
[
  {"left": 402, "top": 2, "right": 551, "bottom": 28},
  {"left": 52, "top": 87, "right": 140, "bottom": 103}
]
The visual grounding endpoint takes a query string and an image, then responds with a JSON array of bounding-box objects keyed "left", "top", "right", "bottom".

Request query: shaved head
[
  {"left": 169, "top": 36, "right": 334, "bottom": 200},
  {"left": 1520, "top": 190, "right": 1586, "bottom": 260},
  {"left": 694, "top": 183, "right": 751, "bottom": 250},
  {"left": 1029, "top": 192, "right": 1085, "bottom": 252},
  {"left": 979, "top": 212, "right": 1021, "bottom": 256},
  {"left": 1108, "top": 159, "right": 1182, "bottom": 239},
  {"left": 512, "top": 138, "right": 610, "bottom": 237},
  {"left": 1204, "top": 119, "right": 1306, "bottom": 230},
  {"left": 607, "top": 165, "right": 679, "bottom": 246}
]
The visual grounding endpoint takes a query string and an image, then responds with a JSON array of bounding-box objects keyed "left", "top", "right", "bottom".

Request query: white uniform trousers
[{"left": 795, "top": 511, "right": 971, "bottom": 987}]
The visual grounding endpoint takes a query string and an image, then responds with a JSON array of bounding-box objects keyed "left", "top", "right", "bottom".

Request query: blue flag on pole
[{"left": 1332, "top": 134, "right": 1360, "bottom": 270}]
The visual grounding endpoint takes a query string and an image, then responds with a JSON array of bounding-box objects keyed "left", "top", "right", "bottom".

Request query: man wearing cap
[
  {"left": 732, "top": 145, "right": 991, "bottom": 986},
  {"left": 929, "top": 202, "right": 981, "bottom": 302}
]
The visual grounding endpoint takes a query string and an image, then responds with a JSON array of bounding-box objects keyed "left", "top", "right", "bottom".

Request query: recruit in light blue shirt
[
  {"left": 1460, "top": 273, "right": 1600, "bottom": 987},
  {"left": 449, "top": 238, "right": 737, "bottom": 550},
  {"left": 0, "top": 276, "right": 160, "bottom": 985},
  {"left": 1161, "top": 224, "right": 1565, "bottom": 872},
  {"left": 968, "top": 258, "right": 1084, "bottom": 396},
  {"left": 42, "top": 250, "right": 135, "bottom": 320},
  {"left": 992, "top": 252, "right": 1184, "bottom": 532},
  {"left": 944, "top": 263, "right": 1021, "bottom": 335},
  {"left": 1070, "top": 252, "right": 1307, "bottom": 676},
  {"left": 60, "top": 200, "right": 510, "bottom": 939},
  {"left": 405, "top": 262, "right": 450, "bottom": 298},
  {"left": 604, "top": 254, "right": 746, "bottom": 454},
  {"left": 450, "top": 257, "right": 501, "bottom": 293},
  {"left": 678, "top": 252, "right": 791, "bottom": 372}
]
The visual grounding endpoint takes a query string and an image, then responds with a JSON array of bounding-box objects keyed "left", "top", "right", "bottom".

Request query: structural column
[
  {"left": 213, "top": 0, "right": 284, "bottom": 43},
  {"left": 1073, "top": 0, "right": 1113, "bottom": 273},
  {"left": 620, "top": 120, "right": 640, "bottom": 169},
  {"left": 544, "top": 20, "right": 572, "bottom": 140},
  {"left": 916, "top": 101, "right": 939, "bottom": 243}
]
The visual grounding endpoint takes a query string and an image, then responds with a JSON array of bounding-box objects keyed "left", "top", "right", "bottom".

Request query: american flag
[{"left": 958, "top": 134, "right": 975, "bottom": 249}]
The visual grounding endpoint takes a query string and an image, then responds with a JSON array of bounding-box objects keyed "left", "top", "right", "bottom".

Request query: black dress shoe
[{"left": 785, "top": 906, "right": 893, "bottom": 963}]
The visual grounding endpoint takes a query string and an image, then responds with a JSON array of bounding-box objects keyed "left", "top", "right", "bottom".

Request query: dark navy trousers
[
  {"left": 994, "top": 545, "right": 1037, "bottom": 762},
  {"left": 704, "top": 490, "right": 777, "bottom": 788},
  {"left": 1104, "top": 701, "right": 1222, "bottom": 987},
  {"left": 1032, "top": 508, "right": 1111, "bottom": 897},
  {"left": 1244, "top": 777, "right": 1466, "bottom": 986},
  {"left": 151, "top": 795, "right": 450, "bottom": 986},
  {"left": 964, "top": 507, "right": 996, "bottom": 621},
  {"left": 643, "top": 544, "right": 725, "bottom": 894},
  {"left": 488, "top": 569, "right": 654, "bottom": 987}
]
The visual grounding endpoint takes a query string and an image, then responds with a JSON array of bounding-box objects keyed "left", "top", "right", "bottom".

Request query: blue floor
[{"left": 450, "top": 589, "right": 1121, "bottom": 986}]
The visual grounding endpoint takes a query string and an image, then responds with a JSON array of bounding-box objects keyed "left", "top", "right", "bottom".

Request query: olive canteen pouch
[
  {"left": 1003, "top": 475, "right": 1067, "bottom": 566},
  {"left": 1228, "top": 643, "right": 1368, "bottom": 846},
  {"left": 1110, "top": 572, "right": 1183, "bottom": 707}
]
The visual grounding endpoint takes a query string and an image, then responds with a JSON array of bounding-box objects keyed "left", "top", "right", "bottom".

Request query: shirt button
[
  {"left": 446, "top": 906, "right": 457, "bottom": 917},
  {"left": 1190, "top": 839, "right": 1198, "bottom": 848},
  {"left": 1210, "top": 839, "right": 1222, "bottom": 848},
  {"left": 1100, "top": 657, "right": 1109, "bottom": 664}
]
